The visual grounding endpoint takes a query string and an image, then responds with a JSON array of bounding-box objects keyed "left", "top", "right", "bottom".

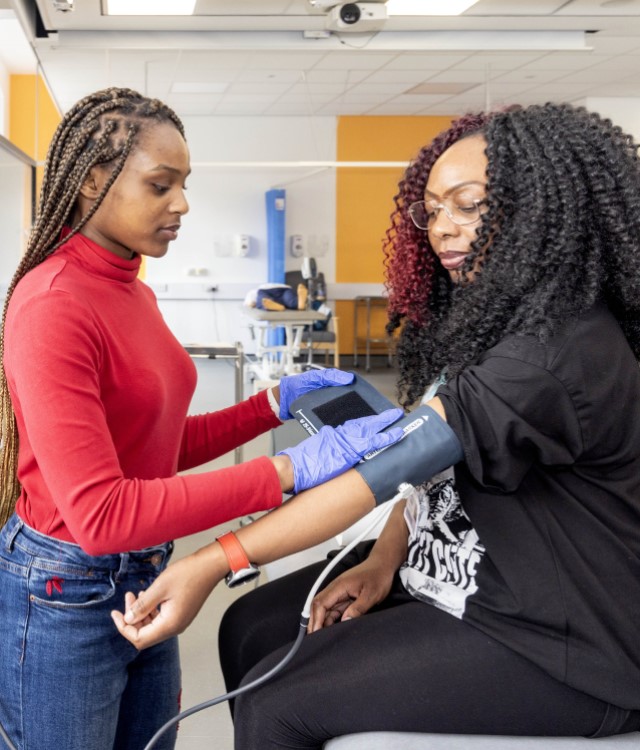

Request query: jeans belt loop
[
  {"left": 116, "top": 552, "right": 130, "bottom": 580},
  {"left": 5, "top": 516, "right": 23, "bottom": 552}
]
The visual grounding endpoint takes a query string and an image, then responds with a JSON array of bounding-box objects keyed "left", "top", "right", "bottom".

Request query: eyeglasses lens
[{"left": 408, "top": 200, "right": 482, "bottom": 229}]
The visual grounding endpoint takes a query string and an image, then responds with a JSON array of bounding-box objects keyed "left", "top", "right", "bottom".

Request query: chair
[
  {"left": 300, "top": 315, "right": 340, "bottom": 368},
  {"left": 284, "top": 269, "right": 338, "bottom": 368},
  {"left": 324, "top": 732, "right": 637, "bottom": 749}
]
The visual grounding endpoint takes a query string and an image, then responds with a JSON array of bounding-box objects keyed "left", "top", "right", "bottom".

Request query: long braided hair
[
  {"left": 384, "top": 104, "right": 640, "bottom": 407},
  {"left": 0, "top": 88, "right": 185, "bottom": 526}
]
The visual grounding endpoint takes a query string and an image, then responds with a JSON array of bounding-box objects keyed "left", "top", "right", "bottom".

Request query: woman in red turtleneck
[{"left": 0, "top": 88, "right": 400, "bottom": 750}]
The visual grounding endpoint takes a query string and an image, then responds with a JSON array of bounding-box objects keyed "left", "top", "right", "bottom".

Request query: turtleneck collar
[{"left": 56, "top": 228, "right": 142, "bottom": 284}]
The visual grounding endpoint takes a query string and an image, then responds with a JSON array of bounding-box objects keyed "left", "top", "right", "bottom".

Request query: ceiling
[{"left": 6, "top": 0, "right": 640, "bottom": 118}]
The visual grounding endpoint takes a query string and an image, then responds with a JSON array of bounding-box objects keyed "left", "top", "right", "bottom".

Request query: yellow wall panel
[
  {"left": 9, "top": 74, "right": 61, "bottom": 202},
  {"left": 9, "top": 74, "right": 60, "bottom": 162},
  {"left": 337, "top": 115, "right": 454, "bottom": 163},
  {"left": 336, "top": 115, "right": 454, "bottom": 354}
]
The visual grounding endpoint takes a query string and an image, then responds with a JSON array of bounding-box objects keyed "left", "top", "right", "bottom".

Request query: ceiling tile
[
  {"left": 316, "top": 102, "right": 377, "bottom": 115},
  {"left": 589, "top": 35, "right": 640, "bottom": 55},
  {"left": 556, "top": 68, "right": 637, "bottom": 84},
  {"left": 451, "top": 52, "right": 549, "bottom": 71},
  {"left": 226, "top": 82, "right": 293, "bottom": 95},
  {"left": 303, "top": 69, "right": 369, "bottom": 83},
  {"left": 264, "top": 101, "right": 315, "bottom": 115},
  {"left": 348, "top": 81, "right": 417, "bottom": 95},
  {"left": 286, "top": 82, "right": 350, "bottom": 94},
  {"left": 395, "top": 93, "right": 451, "bottom": 106},
  {"left": 494, "top": 68, "right": 568, "bottom": 84},
  {"left": 427, "top": 69, "right": 491, "bottom": 84},
  {"left": 244, "top": 52, "right": 326, "bottom": 69},
  {"left": 235, "top": 69, "right": 302, "bottom": 83},
  {"left": 383, "top": 53, "right": 470, "bottom": 70},
  {"left": 527, "top": 52, "right": 601, "bottom": 71},
  {"left": 9, "top": 1, "right": 640, "bottom": 119},
  {"left": 313, "top": 53, "right": 395, "bottom": 71},
  {"left": 166, "top": 92, "right": 221, "bottom": 115},
  {"left": 362, "top": 69, "right": 444, "bottom": 84}
]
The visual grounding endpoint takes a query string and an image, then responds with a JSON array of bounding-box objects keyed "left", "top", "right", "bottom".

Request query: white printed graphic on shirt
[{"left": 399, "top": 472, "right": 485, "bottom": 619}]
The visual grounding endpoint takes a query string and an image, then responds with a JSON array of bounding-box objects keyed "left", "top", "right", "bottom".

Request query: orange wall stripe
[
  {"left": 9, "top": 74, "right": 61, "bottom": 204},
  {"left": 335, "top": 115, "right": 454, "bottom": 355}
]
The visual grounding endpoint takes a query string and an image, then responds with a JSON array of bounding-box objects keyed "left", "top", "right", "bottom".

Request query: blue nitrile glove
[
  {"left": 276, "top": 369, "right": 355, "bottom": 421},
  {"left": 278, "top": 408, "right": 404, "bottom": 493}
]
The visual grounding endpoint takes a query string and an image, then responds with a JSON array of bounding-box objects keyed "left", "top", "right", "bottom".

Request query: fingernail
[{"left": 124, "top": 611, "right": 135, "bottom": 624}]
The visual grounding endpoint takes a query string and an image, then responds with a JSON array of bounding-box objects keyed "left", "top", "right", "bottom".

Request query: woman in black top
[{"left": 116, "top": 103, "right": 640, "bottom": 748}]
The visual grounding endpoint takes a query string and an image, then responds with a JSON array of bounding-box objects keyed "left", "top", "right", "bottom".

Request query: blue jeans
[{"left": 0, "top": 514, "right": 181, "bottom": 750}]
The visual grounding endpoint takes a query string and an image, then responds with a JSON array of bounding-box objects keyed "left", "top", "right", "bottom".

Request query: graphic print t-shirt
[{"left": 400, "top": 472, "right": 485, "bottom": 619}]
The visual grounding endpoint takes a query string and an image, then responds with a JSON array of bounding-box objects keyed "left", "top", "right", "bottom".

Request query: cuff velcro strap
[{"left": 354, "top": 405, "right": 463, "bottom": 504}]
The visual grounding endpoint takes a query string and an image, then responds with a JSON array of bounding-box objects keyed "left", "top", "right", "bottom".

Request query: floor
[{"left": 172, "top": 356, "right": 401, "bottom": 750}]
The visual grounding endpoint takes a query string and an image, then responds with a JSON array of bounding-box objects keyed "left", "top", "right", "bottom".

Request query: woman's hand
[
  {"left": 273, "top": 368, "right": 354, "bottom": 420},
  {"left": 279, "top": 408, "right": 403, "bottom": 494},
  {"left": 308, "top": 559, "right": 395, "bottom": 632},
  {"left": 309, "top": 500, "right": 409, "bottom": 632},
  {"left": 111, "top": 543, "right": 227, "bottom": 650}
]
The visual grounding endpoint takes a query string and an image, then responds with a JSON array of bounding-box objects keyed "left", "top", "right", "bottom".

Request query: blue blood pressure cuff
[
  {"left": 290, "top": 374, "right": 463, "bottom": 504},
  {"left": 290, "top": 372, "right": 396, "bottom": 435}
]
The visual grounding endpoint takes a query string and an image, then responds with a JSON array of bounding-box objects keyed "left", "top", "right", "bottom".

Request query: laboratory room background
[{"left": 1, "top": 1, "right": 640, "bottom": 750}]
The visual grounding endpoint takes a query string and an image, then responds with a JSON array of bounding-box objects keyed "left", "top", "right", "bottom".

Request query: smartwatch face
[{"left": 225, "top": 565, "right": 261, "bottom": 588}]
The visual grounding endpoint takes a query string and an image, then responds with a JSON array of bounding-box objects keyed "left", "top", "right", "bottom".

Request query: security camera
[
  {"left": 339, "top": 3, "right": 361, "bottom": 24},
  {"left": 326, "top": 3, "right": 388, "bottom": 32}
]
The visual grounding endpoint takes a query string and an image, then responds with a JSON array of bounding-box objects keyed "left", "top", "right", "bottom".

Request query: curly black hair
[{"left": 384, "top": 103, "right": 640, "bottom": 407}]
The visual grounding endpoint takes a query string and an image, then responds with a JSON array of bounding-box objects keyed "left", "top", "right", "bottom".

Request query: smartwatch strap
[{"left": 216, "top": 531, "right": 251, "bottom": 573}]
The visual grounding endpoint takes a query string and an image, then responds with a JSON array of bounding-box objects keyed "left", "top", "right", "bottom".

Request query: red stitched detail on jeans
[
  {"left": 45, "top": 577, "right": 64, "bottom": 596},
  {"left": 176, "top": 689, "right": 182, "bottom": 732}
]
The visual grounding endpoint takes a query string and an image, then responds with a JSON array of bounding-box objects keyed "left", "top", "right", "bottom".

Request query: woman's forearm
[
  {"left": 238, "top": 469, "right": 375, "bottom": 562},
  {"left": 197, "top": 469, "right": 376, "bottom": 573},
  {"left": 366, "top": 499, "right": 409, "bottom": 573}
]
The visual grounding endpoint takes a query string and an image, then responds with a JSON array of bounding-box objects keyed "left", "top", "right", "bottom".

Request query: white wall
[
  {"left": 0, "top": 60, "right": 7, "bottom": 137},
  {"left": 586, "top": 97, "right": 640, "bottom": 141},
  {"left": 0, "top": 148, "right": 30, "bottom": 285},
  {"left": 146, "top": 115, "right": 338, "bottom": 352}
]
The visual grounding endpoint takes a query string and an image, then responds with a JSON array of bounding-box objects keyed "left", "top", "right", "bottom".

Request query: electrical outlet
[
  {"left": 234, "top": 235, "right": 251, "bottom": 257},
  {"left": 290, "top": 235, "right": 304, "bottom": 257}
]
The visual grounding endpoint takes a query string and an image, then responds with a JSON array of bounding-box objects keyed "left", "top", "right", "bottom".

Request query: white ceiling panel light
[
  {"left": 104, "top": 0, "right": 197, "bottom": 16},
  {"left": 386, "top": 0, "right": 480, "bottom": 14}
]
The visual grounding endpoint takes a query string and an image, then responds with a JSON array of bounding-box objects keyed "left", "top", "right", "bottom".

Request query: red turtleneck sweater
[{"left": 3, "top": 232, "right": 282, "bottom": 555}]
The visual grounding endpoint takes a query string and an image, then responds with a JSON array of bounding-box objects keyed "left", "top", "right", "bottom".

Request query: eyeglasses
[{"left": 408, "top": 197, "right": 487, "bottom": 229}]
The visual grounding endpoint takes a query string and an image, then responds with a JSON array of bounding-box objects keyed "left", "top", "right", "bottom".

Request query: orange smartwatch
[{"left": 216, "top": 531, "right": 261, "bottom": 588}]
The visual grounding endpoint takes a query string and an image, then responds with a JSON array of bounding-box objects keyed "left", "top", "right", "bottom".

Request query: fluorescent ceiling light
[
  {"left": 386, "top": 0, "right": 479, "bottom": 15},
  {"left": 104, "top": 0, "right": 196, "bottom": 16}
]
